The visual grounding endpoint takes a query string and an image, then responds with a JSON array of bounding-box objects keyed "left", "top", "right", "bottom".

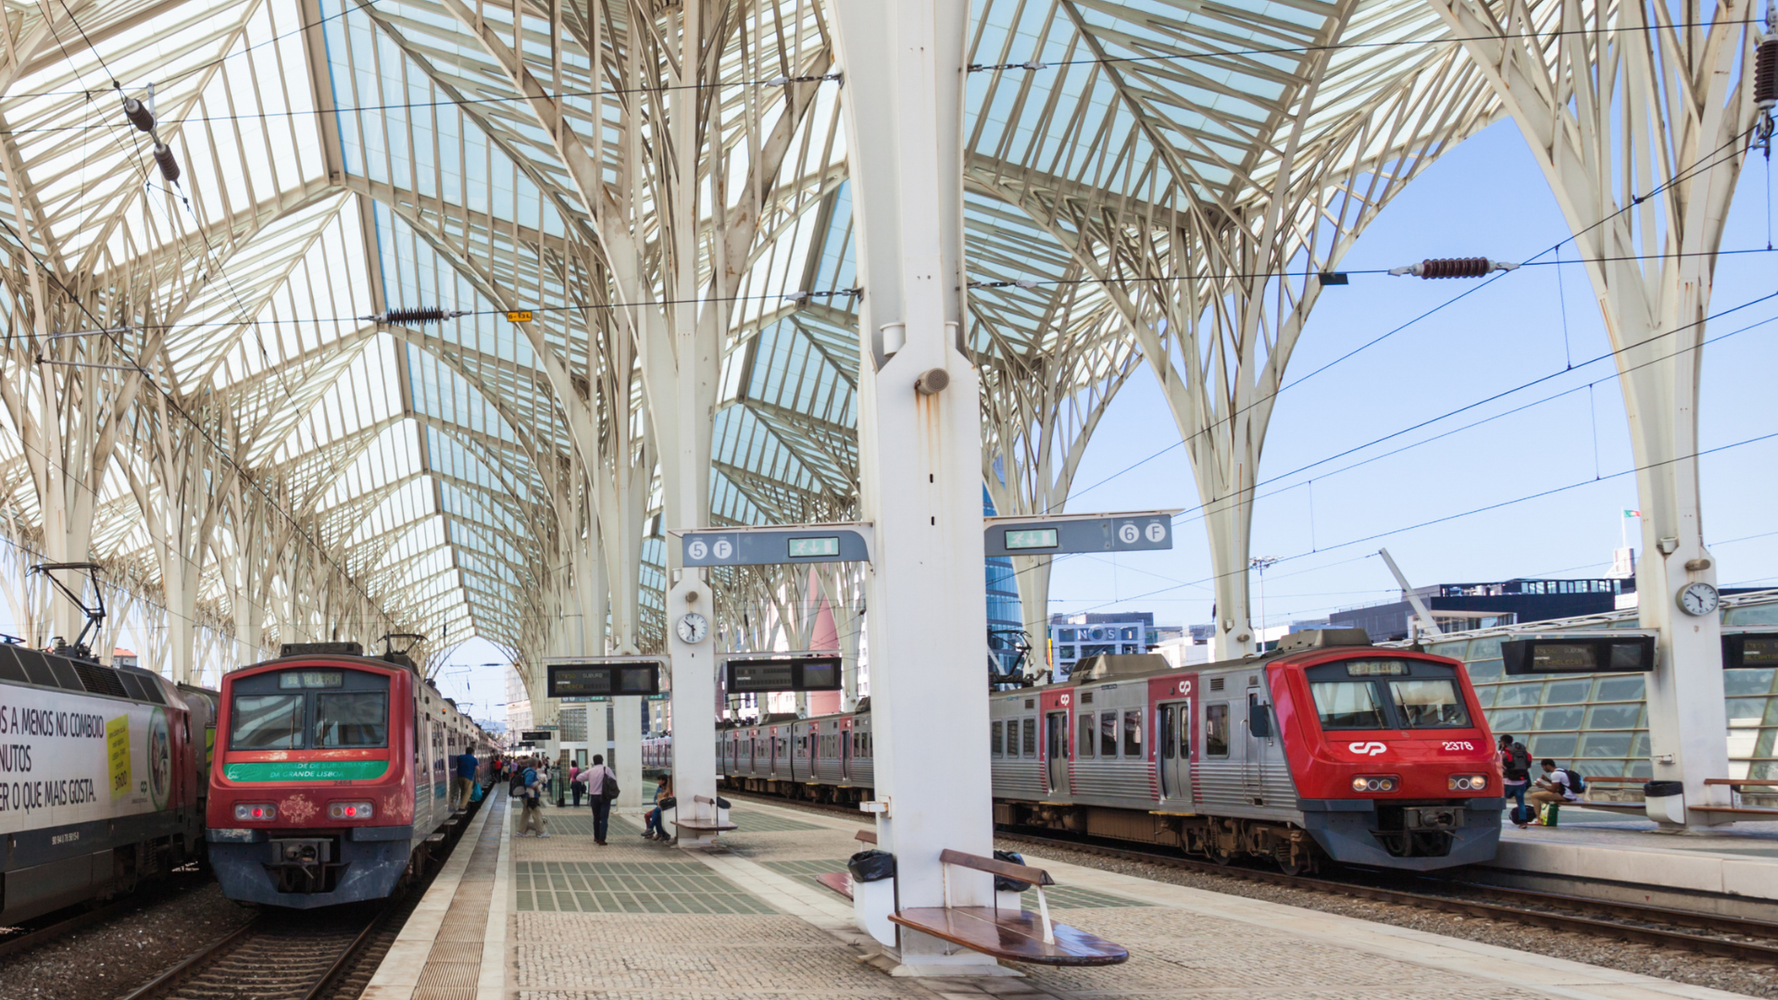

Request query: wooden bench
[
  {"left": 887, "top": 849, "right": 1128, "bottom": 966},
  {"left": 672, "top": 794, "right": 739, "bottom": 833},
  {"left": 815, "top": 830, "right": 878, "bottom": 900},
  {"left": 1690, "top": 779, "right": 1778, "bottom": 817}
]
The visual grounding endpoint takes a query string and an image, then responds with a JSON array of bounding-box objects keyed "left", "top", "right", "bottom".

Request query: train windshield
[
  {"left": 1309, "top": 682, "right": 1388, "bottom": 729},
  {"left": 232, "top": 694, "right": 305, "bottom": 749},
  {"left": 315, "top": 693, "right": 389, "bottom": 747},
  {"left": 1388, "top": 680, "right": 1470, "bottom": 728}
]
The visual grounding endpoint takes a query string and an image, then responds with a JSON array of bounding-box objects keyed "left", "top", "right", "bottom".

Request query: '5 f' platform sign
[
  {"left": 678, "top": 524, "right": 873, "bottom": 566},
  {"left": 984, "top": 511, "right": 1178, "bottom": 557}
]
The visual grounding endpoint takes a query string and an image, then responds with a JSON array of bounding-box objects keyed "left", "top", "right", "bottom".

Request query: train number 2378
[{"left": 1441, "top": 741, "right": 1476, "bottom": 752}]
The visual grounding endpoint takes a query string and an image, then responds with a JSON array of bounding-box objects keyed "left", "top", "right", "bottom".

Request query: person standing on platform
[
  {"left": 1498, "top": 734, "right": 1531, "bottom": 828},
  {"left": 454, "top": 749, "right": 478, "bottom": 811},
  {"left": 582, "top": 754, "right": 614, "bottom": 846},
  {"left": 569, "top": 762, "right": 585, "bottom": 808},
  {"left": 517, "top": 764, "right": 549, "bottom": 837}
]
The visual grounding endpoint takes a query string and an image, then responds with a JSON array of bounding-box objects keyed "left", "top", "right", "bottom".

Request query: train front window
[
  {"left": 232, "top": 694, "right": 305, "bottom": 749},
  {"left": 1309, "top": 681, "right": 1389, "bottom": 729},
  {"left": 1388, "top": 679, "right": 1471, "bottom": 728},
  {"left": 315, "top": 692, "right": 389, "bottom": 747}
]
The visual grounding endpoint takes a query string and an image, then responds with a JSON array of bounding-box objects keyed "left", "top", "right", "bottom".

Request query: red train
[
  {"left": 666, "top": 628, "right": 1502, "bottom": 872},
  {"left": 206, "top": 643, "right": 489, "bottom": 907}
]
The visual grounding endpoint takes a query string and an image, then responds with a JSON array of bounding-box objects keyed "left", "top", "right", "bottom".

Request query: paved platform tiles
[
  {"left": 1492, "top": 805, "right": 1778, "bottom": 910},
  {"left": 370, "top": 792, "right": 1762, "bottom": 1000}
]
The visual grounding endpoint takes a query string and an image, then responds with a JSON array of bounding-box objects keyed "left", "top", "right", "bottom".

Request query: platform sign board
[
  {"left": 676, "top": 524, "right": 873, "bottom": 567},
  {"left": 724, "top": 653, "right": 844, "bottom": 693},
  {"left": 1501, "top": 632, "right": 1656, "bottom": 675},
  {"left": 984, "top": 511, "right": 1181, "bottom": 557},
  {"left": 546, "top": 658, "right": 664, "bottom": 698},
  {"left": 519, "top": 730, "right": 554, "bottom": 743}
]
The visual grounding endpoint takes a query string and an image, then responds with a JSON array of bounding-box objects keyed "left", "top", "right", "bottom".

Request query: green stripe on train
[{"left": 223, "top": 760, "right": 389, "bottom": 782}]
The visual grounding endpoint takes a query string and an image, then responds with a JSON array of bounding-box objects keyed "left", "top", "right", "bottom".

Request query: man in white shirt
[
  {"left": 1526, "top": 758, "right": 1581, "bottom": 823},
  {"left": 582, "top": 754, "right": 614, "bottom": 846}
]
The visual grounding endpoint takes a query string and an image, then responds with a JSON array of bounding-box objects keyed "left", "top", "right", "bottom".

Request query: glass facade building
[
  {"left": 1415, "top": 592, "right": 1778, "bottom": 784},
  {"left": 983, "top": 487, "right": 1024, "bottom": 676}
]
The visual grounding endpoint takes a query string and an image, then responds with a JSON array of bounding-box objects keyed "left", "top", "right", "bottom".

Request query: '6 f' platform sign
[{"left": 983, "top": 511, "right": 1179, "bottom": 557}]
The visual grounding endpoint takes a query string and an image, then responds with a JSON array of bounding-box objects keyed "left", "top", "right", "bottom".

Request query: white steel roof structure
[{"left": 0, "top": 0, "right": 1756, "bottom": 704}]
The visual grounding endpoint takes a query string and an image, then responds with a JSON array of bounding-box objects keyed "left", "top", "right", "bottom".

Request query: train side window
[
  {"left": 1099, "top": 712, "right": 1117, "bottom": 757},
  {"left": 1160, "top": 707, "right": 1176, "bottom": 759},
  {"left": 1022, "top": 718, "right": 1037, "bottom": 758},
  {"left": 1205, "top": 704, "right": 1230, "bottom": 757},
  {"left": 1180, "top": 701, "right": 1191, "bottom": 757},
  {"left": 1123, "top": 709, "right": 1143, "bottom": 758},
  {"left": 991, "top": 721, "right": 1004, "bottom": 757},
  {"left": 1078, "top": 713, "right": 1094, "bottom": 758}
]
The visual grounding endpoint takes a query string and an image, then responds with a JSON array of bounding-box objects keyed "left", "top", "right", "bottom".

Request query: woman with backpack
[
  {"left": 1499, "top": 734, "right": 1532, "bottom": 828},
  {"left": 582, "top": 754, "right": 616, "bottom": 846}
]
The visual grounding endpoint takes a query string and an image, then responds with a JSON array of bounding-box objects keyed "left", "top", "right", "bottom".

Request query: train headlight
[
  {"left": 234, "top": 803, "right": 277, "bottom": 821},
  {"left": 328, "top": 801, "right": 374, "bottom": 820},
  {"left": 1448, "top": 774, "right": 1488, "bottom": 791},
  {"left": 1351, "top": 775, "right": 1398, "bottom": 793}
]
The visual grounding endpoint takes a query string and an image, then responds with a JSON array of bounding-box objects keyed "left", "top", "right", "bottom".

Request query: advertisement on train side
[{"left": 0, "top": 684, "right": 170, "bottom": 832}]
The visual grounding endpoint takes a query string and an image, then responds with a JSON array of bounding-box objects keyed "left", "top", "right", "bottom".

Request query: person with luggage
[
  {"left": 1499, "top": 734, "right": 1532, "bottom": 828},
  {"left": 517, "top": 763, "right": 550, "bottom": 837},
  {"left": 582, "top": 754, "right": 615, "bottom": 846},
  {"left": 1526, "top": 759, "right": 1585, "bottom": 824}
]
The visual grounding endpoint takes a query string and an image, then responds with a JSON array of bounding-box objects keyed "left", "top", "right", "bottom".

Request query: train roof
[{"left": 0, "top": 641, "right": 188, "bottom": 706}]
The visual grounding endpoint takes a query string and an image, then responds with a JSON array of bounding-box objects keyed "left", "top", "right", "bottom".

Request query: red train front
[{"left": 206, "top": 645, "right": 471, "bottom": 907}]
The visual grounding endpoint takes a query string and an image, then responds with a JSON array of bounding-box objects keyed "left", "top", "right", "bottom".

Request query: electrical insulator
[
  {"left": 121, "top": 96, "right": 155, "bottom": 133},
  {"left": 153, "top": 142, "right": 180, "bottom": 183},
  {"left": 1388, "top": 257, "right": 1519, "bottom": 278},
  {"left": 1757, "top": 39, "right": 1778, "bottom": 111},
  {"left": 371, "top": 306, "right": 467, "bottom": 325}
]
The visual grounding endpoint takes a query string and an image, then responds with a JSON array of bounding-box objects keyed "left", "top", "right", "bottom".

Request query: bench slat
[
  {"left": 1704, "top": 778, "right": 1778, "bottom": 787},
  {"left": 815, "top": 872, "right": 853, "bottom": 900},
  {"left": 673, "top": 820, "right": 739, "bottom": 831},
  {"left": 1686, "top": 805, "right": 1778, "bottom": 815},
  {"left": 938, "top": 848, "right": 1055, "bottom": 887},
  {"left": 890, "top": 907, "right": 1127, "bottom": 966},
  {"left": 855, "top": 829, "right": 877, "bottom": 844}
]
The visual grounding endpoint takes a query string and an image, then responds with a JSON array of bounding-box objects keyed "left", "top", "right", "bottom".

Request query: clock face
[
  {"left": 1678, "top": 582, "right": 1720, "bottom": 616},
  {"left": 676, "top": 612, "right": 709, "bottom": 644}
]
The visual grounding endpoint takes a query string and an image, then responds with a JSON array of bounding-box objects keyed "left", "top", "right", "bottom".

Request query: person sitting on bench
[{"left": 643, "top": 775, "right": 672, "bottom": 842}]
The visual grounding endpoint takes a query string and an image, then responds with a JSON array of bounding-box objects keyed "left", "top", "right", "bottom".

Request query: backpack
[
  {"left": 600, "top": 768, "right": 620, "bottom": 800},
  {"left": 1504, "top": 744, "right": 1531, "bottom": 781},
  {"left": 1558, "top": 766, "right": 1586, "bottom": 794}
]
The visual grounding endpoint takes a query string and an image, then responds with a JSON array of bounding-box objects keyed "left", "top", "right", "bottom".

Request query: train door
[
  {"left": 1243, "top": 682, "right": 1269, "bottom": 797},
  {"left": 1157, "top": 700, "right": 1190, "bottom": 801},
  {"left": 1045, "top": 711, "right": 1070, "bottom": 797}
]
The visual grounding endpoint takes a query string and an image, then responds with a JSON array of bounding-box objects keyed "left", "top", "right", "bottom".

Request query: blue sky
[{"left": 1043, "top": 118, "right": 1778, "bottom": 631}]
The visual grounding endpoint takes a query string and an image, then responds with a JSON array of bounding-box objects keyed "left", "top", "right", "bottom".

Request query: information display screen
[
  {"left": 1503, "top": 636, "right": 1654, "bottom": 675},
  {"left": 787, "top": 536, "right": 841, "bottom": 558},
  {"left": 1003, "top": 528, "right": 1059, "bottom": 550},
  {"left": 520, "top": 730, "right": 552, "bottom": 743},
  {"left": 546, "top": 660, "right": 663, "bottom": 697},
  {"left": 725, "top": 656, "right": 843, "bottom": 693},
  {"left": 1724, "top": 633, "right": 1778, "bottom": 669}
]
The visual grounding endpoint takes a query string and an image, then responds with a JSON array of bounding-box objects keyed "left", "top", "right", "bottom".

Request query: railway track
[
  {"left": 115, "top": 904, "right": 388, "bottom": 1000},
  {"left": 725, "top": 788, "right": 1778, "bottom": 964}
]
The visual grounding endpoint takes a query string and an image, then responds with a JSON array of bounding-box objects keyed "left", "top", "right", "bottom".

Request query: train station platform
[
  {"left": 360, "top": 789, "right": 1761, "bottom": 1000},
  {"left": 1478, "top": 805, "right": 1778, "bottom": 919}
]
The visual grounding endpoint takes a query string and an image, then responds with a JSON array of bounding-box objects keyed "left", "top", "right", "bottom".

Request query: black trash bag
[
  {"left": 848, "top": 849, "right": 896, "bottom": 883},
  {"left": 716, "top": 796, "right": 731, "bottom": 809},
  {"left": 992, "top": 850, "right": 1031, "bottom": 893},
  {"left": 658, "top": 796, "right": 677, "bottom": 810}
]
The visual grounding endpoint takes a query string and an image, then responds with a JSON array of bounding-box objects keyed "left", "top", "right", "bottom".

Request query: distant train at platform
[
  {"left": 649, "top": 628, "right": 1502, "bottom": 872},
  {"left": 206, "top": 642, "right": 490, "bottom": 908},
  {"left": 0, "top": 641, "right": 216, "bottom": 923}
]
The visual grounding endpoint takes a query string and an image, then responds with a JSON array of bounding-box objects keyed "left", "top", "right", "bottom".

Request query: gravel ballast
[{"left": 0, "top": 876, "right": 254, "bottom": 1000}]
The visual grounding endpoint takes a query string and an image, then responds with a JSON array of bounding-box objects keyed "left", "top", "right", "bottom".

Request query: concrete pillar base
[{"left": 879, "top": 950, "right": 1018, "bottom": 978}]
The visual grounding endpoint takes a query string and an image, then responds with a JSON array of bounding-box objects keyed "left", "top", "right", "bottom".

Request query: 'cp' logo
[
  {"left": 1349, "top": 742, "right": 1388, "bottom": 756},
  {"left": 1178, "top": 680, "right": 1192, "bottom": 696},
  {"left": 1059, "top": 694, "right": 1071, "bottom": 707}
]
